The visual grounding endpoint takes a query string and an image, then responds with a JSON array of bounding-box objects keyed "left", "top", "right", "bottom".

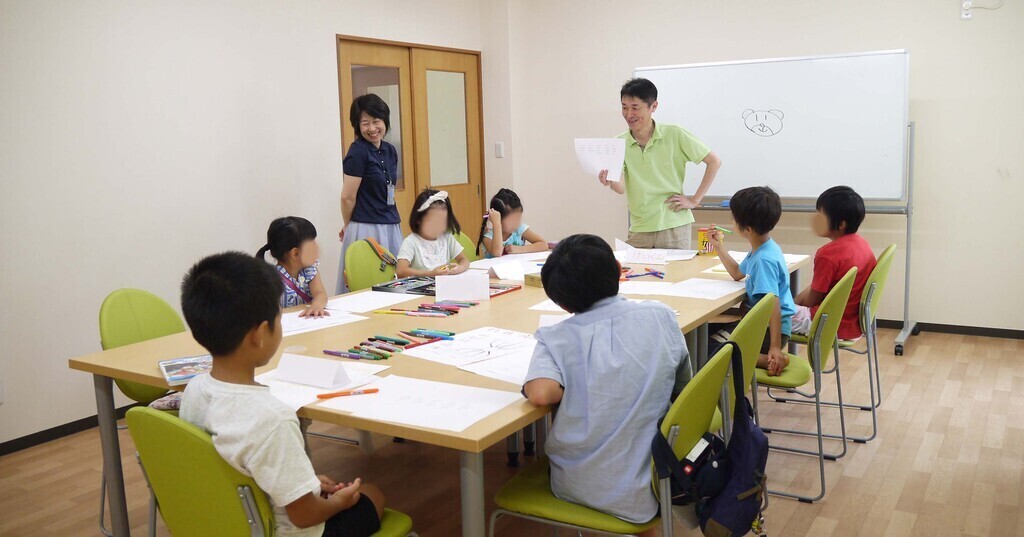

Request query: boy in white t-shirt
[{"left": 179, "top": 252, "right": 386, "bottom": 537}]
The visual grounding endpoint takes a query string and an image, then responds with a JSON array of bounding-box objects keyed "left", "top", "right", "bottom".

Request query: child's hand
[
  {"left": 767, "top": 348, "right": 788, "bottom": 376},
  {"left": 505, "top": 245, "right": 525, "bottom": 255},
  {"left": 707, "top": 223, "right": 725, "bottom": 251},
  {"left": 430, "top": 265, "right": 452, "bottom": 277},
  {"left": 299, "top": 305, "right": 330, "bottom": 318},
  {"left": 487, "top": 208, "right": 501, "bottom": 226},
  {"left": 598, "top": 169, "right": 611, "bottom": 186},
  {"left": 318, "top": 475, "right": 338, "bottom": 497},
  {"left": 330, "top": 478, "right": 362, "bottom": 509}
]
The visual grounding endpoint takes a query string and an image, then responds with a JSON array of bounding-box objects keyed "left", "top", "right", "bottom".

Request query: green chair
[
  {"left": 778, "top": 244, "right": 896, "bottom": 443},
  {"left": 345, "top": 240, "right": 397, "bottom": 292},
  {"left": 126, "top": 407, "right": 417, "bottom": 537},
  {"left": 457, "top": 231, "right": 480, "bottom": 262},
  {"left": 488, "top": 344, "right": 735, "bottom": 537},
  {"left": 708, "top": 294, "right": 777, "bottom": 434},
  {"left": 755, "top": 268, "right": 857, "bottom": 503},
  {"left": 98, "top": 288, "right": 186, "bottom": 536}
]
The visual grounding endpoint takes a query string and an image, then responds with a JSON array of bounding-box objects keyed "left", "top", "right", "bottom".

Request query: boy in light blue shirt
[
  {"left": 523, "top": 234, "right": 690, "bottom": 530},
  {"left": 708, "top": 186, "right": 797, "bottom": 376}
]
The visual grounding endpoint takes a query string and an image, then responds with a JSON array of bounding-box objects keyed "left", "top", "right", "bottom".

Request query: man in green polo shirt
[{"left": 599, "top": 78, "right": 721, "bottom": 249}]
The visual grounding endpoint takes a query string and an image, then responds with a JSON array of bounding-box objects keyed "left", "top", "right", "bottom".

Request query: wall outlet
[
  {"left": 961, "top": 1, "right": 974, "bottom": 19},
  {"left": 495, "top": 142, "right": 505, "bottom": 158}
]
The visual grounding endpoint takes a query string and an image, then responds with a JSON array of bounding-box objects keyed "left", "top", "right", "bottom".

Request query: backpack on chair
[
  {"left": 697, "top": 340, "right": 769, "bottom": 536},
  {"left": 365, "top": 237, "right": 397, "bottom": 271}
]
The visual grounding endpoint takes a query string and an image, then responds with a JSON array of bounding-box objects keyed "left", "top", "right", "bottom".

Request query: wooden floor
[{"left": 2, "top": 329, "right": 1022, "bottom": 536}]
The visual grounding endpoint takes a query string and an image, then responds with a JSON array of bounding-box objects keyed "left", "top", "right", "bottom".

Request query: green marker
[{"left": 714, "top": 226, "right": 734, "bottom": 235}]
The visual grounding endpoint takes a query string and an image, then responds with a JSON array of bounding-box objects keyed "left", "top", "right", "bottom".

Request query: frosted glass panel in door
[{"left": 425, "top": 70, "right": 469, "bottom": 186}]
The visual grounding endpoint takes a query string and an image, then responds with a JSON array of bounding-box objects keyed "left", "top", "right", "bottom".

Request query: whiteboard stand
[
  {"left": 893, "top": 121, "right": 918, "bottom": 356},
  {"left": 696, "top": 121, "right": 918, "bottom": 356}
]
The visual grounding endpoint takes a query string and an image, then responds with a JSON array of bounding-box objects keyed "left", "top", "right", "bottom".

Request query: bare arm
[
  {"left": 483, "top": 209, "right": 505, "bottom": 258},
  {"left": 667, "top": 151, "right": 722, "bottom": 210},
  {"left": 299, "top": 274, "right": 330, "bottom": 318},
  {"left": 449, "top": 252, "right": 470, "bottom": 275},
  {"left": 796, "top": 287, "right": 827, "bottom": 308},
  {"left": 708, "top": 226, "right": 745, "bottom": 281},
  {"left": 339, "top": 175, "right": 361, "bottom": 240},
  {"left": 506, "top": 228, "right": 549, "bottom": 254},
  {"left": 524, "top": 378, "right": 564, "bottom": 406},
  {"left": 285, "top": 480, "right": 363, "bottom": 529},
  {"left": 396, "top": 259, "right": 448, "bottom": 279}
]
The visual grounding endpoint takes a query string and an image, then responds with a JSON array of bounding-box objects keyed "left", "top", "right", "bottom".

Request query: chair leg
[
  {"left": 872, "top": 321, "right": 884, "bottom": 409},
  {"left": 99, "top": 472, "right": 113, "bottom": 537},
  {"left": 523, "top": 422, "right": 536, "bottom": 457},
  {"left": 148, "top": 491, "right": 157, "bottom": 537},
  {"left": 506, "top": 431, "right": 521, "bottom": 467},
  {"left": 765, "top": 371, "right": 827, "bottom": 503}
]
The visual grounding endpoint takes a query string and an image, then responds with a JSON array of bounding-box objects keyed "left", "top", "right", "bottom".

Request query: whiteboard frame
[{"left": 635, "top": 49, "right": 911, "bottom": 202}]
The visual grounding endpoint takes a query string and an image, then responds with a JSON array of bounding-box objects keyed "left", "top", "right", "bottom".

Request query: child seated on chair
[
  {"left": 257, "top": 216, "right": 330, "bottom": 318},
  {"left": 179, "top": 252, "right": 386, "bottom": 537},
  {"left": 395, "top": 189, "right": 471, "bottom": 278},
  {"left": 708, "top": 186, "right": 797, "bottom": 377},
  {"left": 522, "top": 234, "right": 690, "bottom": 530},
  {"left": 793, "top": 186, "right": 877, "bottom": 341}
]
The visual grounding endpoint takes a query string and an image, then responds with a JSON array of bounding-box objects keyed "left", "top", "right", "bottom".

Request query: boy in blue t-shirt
[{"left": 709, "top": 186, "right": 797, "bottom": 376}]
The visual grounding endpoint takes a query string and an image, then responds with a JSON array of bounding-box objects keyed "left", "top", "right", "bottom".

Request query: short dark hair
[
  {"left": 408, "top": 189, "right": 461, "bottom": 236},
  {"left": 477, "top": 188, "right": 524, "bottom": 252},
  {"left": 541, "top": 234, "right": 619, "bottom": 314},
  {"left": 256, "top": 216, "right": 317, "bottom": 261},
  {"left": 620, "top": 78, "right": 658, "bottom": 106},
  {"left": 729, "top": 186, "right": 782, "bottom": 235},
  {"left": 349, "top": 94, "right": 391, "bottom": 142},
  {"left": 816, "top": 186, "right": 865, "bottom": 234},
  {"left": 181, "top": 252, "right": 283, "bottom": 356}
]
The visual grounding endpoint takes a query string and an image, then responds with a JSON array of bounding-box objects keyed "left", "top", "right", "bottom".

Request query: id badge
[{"left": 387, "top": 184, "right": 396, "bottom": 206}]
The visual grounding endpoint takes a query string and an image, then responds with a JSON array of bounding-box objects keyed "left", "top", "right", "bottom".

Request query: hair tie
[{"left": 417, "top": 191, "right": 449, "bottom": 212}]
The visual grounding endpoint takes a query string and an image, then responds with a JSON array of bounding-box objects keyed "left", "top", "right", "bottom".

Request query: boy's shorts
[
  {"left": 322, "top": 494, "right": 381, "bottom": 537},
  {"left": 791, "top": 306, "right": 812, "bottom": 336}
]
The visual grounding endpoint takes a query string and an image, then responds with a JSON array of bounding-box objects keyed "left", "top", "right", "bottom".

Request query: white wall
[
  {"left": 3, "top": 0, "right": 1022, "bottom": 444},
  {"left": 504, "top": 0, "right": 1024, "bottom": 331},
  {"left": 0, "top": 0, "right": 482, "bottom": 443}
]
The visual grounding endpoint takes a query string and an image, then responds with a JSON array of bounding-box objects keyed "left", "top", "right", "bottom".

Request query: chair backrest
[
  {"left": 345, "top": 240, "right": 398, "bottom": 292},
  {"left": 126, "top": 407, "right": 276, "bottom": 536},
  {"left": 99, "top": 288, "right": 187, "bottom": 403},
  {"left": 457, "top": 231, "right": 480, "bottom": 262},
  {"left": 660, "top": 344, "right": 734, "bottom": 461},
  {"left": 806, "top": 268, "right": 858, "bottom": 370},
  {"left": 859, "top": 244, "right": 897, "bottom": 331},
  {"left": 722, "top": 293, "right": 776, "bottom": 410}
]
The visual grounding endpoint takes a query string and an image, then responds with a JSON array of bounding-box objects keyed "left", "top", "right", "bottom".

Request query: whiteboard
[{"left": 635, "top": 50, "right": 909, "bottom": 200}]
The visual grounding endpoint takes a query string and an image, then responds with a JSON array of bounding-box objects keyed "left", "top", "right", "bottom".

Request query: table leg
[
  {"left": 789, "top": 268, "right": 801, "bottom": 355},
  {"left": 94, "top": 374, "right": 131, "bottom": 537},
  {"left": 697, "top": 322, "right": 709, "bottom": 369},
  {"left": 459, "top": 451, "right": 486, "bottom": 537}
]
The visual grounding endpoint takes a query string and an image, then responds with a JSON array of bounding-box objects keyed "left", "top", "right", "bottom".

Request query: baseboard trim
[
  {"left": 877, "top": 319, "right": 1024, "bottom": 340},
  {"left": 0, "top": 404, "right": 137, "bottom": 457}
]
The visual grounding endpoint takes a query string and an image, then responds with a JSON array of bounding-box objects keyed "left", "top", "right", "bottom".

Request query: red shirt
[{"left": 810, "top": 234, "right": 877, "bottom": 340}]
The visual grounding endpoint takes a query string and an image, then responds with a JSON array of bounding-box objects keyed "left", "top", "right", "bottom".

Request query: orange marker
[{"left": 316, "top": 388, "right": 379, "bottom": 399}]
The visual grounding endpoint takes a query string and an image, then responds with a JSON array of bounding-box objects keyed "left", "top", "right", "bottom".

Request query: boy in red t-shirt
[{"left": 793, "top": 186, "right": 877, "bottom": 341}]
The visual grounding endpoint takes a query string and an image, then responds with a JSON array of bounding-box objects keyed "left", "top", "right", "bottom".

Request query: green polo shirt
[{"left": 618, "top": 122, "right": 711, "bottom": 233}]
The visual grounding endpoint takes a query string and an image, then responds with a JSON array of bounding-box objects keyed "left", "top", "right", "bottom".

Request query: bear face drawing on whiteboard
[{"left": 742, "top": 109, "right": 784, "bottom": 137}]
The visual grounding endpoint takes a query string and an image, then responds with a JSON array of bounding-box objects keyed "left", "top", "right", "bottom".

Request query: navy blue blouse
[{"left": 342, "top": 137, "right": 402, "bottom": 225}]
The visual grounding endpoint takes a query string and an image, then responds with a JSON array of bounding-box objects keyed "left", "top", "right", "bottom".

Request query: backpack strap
[
  {"left": 364, "top": 238, "right": 397, "bottom": 272},
  {"left": 279, "top": 273, "right": 313, "bottom": 303},
  {"left": 652, "top": 423, "right": 698, "bottom": 499}
]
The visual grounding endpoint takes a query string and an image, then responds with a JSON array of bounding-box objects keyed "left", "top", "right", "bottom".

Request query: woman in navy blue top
[{"left": 337, "top": 94, "right": 403, "bottom": 293}]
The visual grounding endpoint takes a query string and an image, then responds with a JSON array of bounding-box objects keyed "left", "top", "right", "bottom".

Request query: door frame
[{"left": 336, "top": 34, "right": 488, "bottom": 239}]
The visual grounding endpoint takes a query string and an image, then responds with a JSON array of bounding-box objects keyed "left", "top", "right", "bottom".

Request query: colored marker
[
  {"left": 714, "top": 226, "right": 734, "bottom": 235},
  {"left": 317, "top": 388, "right": 379, "bottom": 399},
  {"left": 323, "top": 349, "right": 371, "bottom": 360},
  {"left": 374, "top": 335, "right": 411, "bottom": 346},
  {"left": 416, "top": 328, "right": 455, "bottom": 336},
  {"left": 404, "top": 337, "right": 443, "bottom": 349}
]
